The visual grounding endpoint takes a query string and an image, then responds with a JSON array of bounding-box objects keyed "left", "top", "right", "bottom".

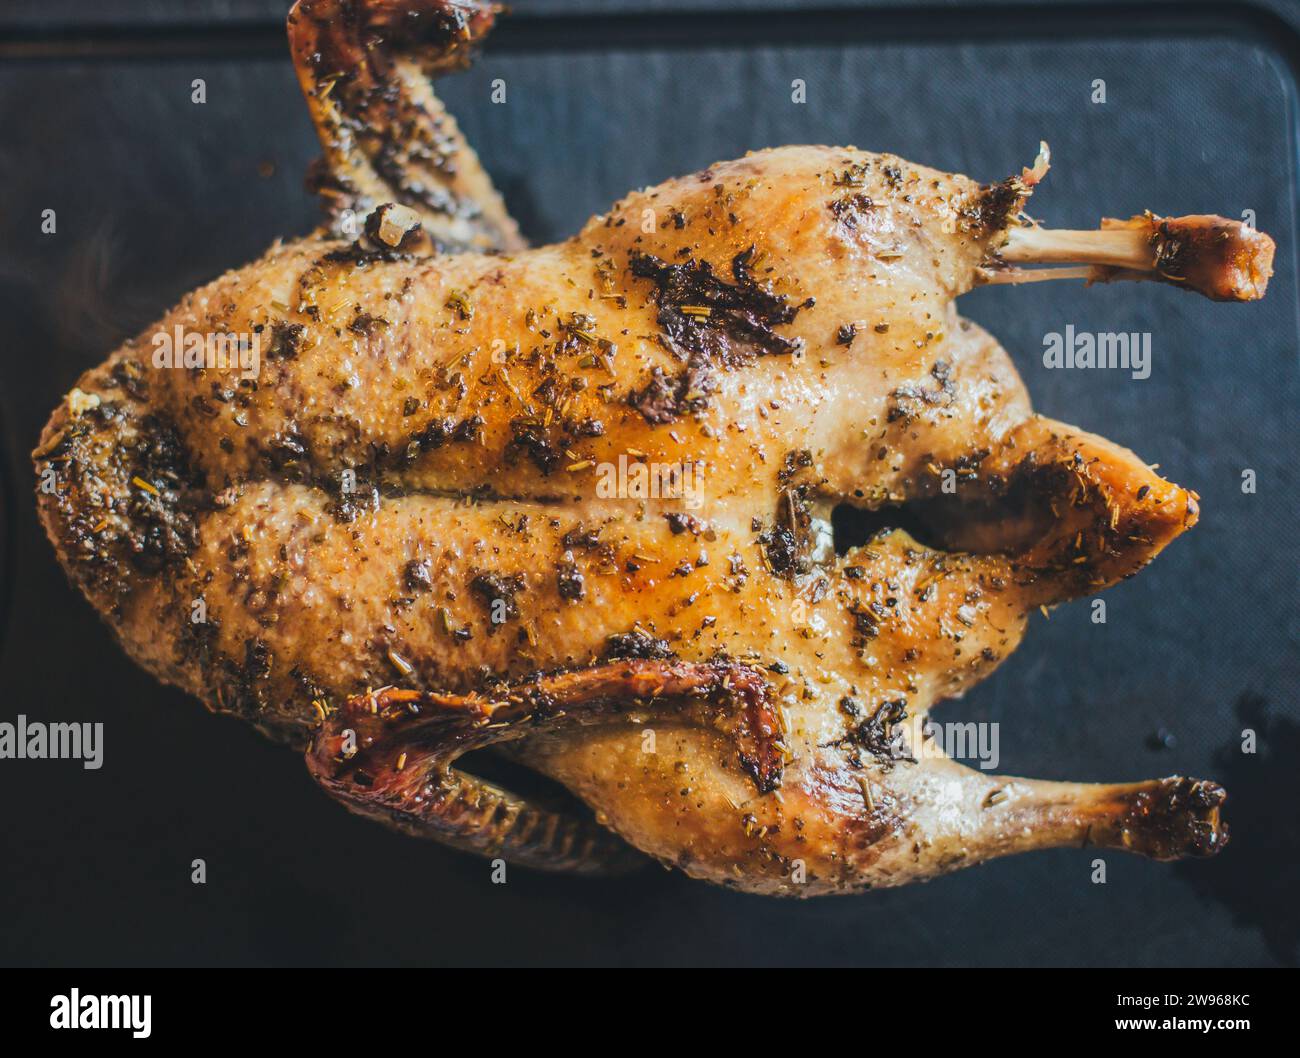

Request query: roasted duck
[{"left": 34, "top": 0, "right": 1274, "bottom": 894}]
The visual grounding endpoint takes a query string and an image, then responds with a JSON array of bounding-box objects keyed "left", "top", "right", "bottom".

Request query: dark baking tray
[{"left": 0, "top": 0, "right": 1296, "bottom": 967}]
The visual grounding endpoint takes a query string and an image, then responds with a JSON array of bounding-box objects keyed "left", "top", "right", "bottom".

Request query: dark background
[{"left": 0, "top": 0, "right": 1296, "bottom": 967}]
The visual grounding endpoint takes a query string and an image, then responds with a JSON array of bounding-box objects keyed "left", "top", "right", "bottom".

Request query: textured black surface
[{"left": 0, "top": 0, "right": 1296, "bottom": 967}]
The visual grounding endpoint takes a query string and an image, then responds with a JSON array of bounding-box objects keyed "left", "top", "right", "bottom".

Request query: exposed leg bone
[
  {"left": 987, "top": 212, "right": 1274, "bottom": 301},
  {"left": 1003, "top": 224, "right": 1159, "bottom": 269},
  {"left": 978, "top": 264, "right": 1096, "bottom": 286}
]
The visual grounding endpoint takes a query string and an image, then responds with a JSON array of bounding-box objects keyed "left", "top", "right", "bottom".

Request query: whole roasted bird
[{"left": 34, "top": 0, "right": 1275, "bottom": 894}]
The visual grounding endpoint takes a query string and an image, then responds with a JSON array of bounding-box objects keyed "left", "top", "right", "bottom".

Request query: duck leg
[
  {"left": 972, "top": 773, "right": 1228, "bottom": 861},
  {"left": 881, "top": 754, "right": 1228, "bottom": 883},
  {"left": 985, "top": 211, "right": 1274, "bottom": 301}
]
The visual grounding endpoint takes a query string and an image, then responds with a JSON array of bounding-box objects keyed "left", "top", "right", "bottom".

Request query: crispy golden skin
[{"left": 34, "top": 0, "right": 1244, "bottom": 893}]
